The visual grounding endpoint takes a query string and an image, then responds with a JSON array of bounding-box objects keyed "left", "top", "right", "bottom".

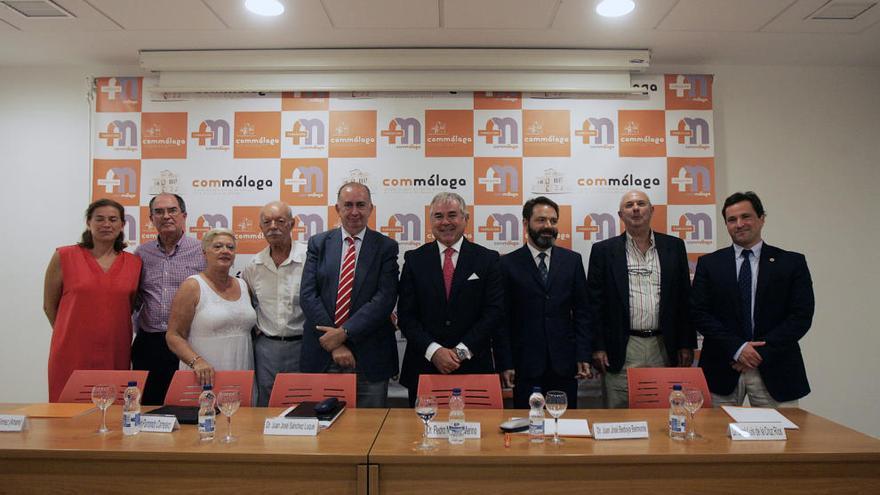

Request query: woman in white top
[{"left": 166, "top": 228, "right": 256, "bottom": 386}]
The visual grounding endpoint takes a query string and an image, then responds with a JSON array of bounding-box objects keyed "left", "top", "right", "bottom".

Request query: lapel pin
[{"left": 769, "top": 258, "right": 775, "bottom": 262}]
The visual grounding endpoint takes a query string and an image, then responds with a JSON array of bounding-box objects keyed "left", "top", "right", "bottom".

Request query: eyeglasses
[{"left": 152, "top": 207, "right": 181, "bottom": 216}]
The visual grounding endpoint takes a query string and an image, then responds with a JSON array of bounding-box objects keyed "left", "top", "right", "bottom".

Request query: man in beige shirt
[
  {"left": 242, "top": 201, "right": 307, "bottom": 407},
  {"left": 586, "top": 190, "right": 696, "bottom": 408}
]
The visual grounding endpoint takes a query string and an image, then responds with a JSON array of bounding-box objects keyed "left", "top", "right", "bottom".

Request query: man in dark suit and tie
[
  {"left": 497, "top": 196, "right": 591, "bottom": 409},
  {"left": 691, "top": 191, "right": 814, "bottom": 407},
  {"left": 587, "top": 190, "right": 696, "bottom": 408},
  {"left": 397, "top": 192, "right": 504, "bottom": 406},
  {"left": 299, "top": 182, "right": 400, "bottom": 407}
]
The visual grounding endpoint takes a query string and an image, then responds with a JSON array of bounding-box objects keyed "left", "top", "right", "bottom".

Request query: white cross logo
[
  {"left": 669, "top": 75, "right": 691, "bottom": 98},
  {"left": 284, "top": 168, "right": 309, "bottom": 192},
  {"left": 671, "top": 167, "right": 694, "bottom": 192},
  {"left": 101, "top": 77, "right": 123, "bottom": 101},
  {"left": 478, "top": 168, "right": 501, "bottom": 192},
  {"left": 97, "top": 170, "right": 121, "bottom": 193}
]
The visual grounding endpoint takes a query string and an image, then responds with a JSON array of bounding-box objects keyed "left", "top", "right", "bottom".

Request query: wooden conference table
[{"left": 1, "top": 405, "right": 878, "bottom": 494}]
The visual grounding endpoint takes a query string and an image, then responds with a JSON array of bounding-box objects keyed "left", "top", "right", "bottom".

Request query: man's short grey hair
[
  {"left": 260, "top": 201, "right": 293, "bottom": 221},
  {"left": 429, "top": 192, "right": 468, "bottom": 217},
  {"left": 201, "top": 228, "right": 237, "bottom": 250}
]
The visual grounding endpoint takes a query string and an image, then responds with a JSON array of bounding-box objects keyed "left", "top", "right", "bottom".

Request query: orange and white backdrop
[{"left": 91, "top": 74, "right": 715, "bottom": 275}]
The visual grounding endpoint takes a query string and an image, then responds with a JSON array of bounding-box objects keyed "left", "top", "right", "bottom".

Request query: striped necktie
[{"left": 334, "top": 236, "right": 356, "bottom": 327}]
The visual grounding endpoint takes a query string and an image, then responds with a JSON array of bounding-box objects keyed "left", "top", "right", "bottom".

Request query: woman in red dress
[{"left": 42, "top": 198, "right": 142, "bottom": 402}]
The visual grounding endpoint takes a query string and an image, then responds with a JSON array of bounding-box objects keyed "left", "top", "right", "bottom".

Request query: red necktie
[
  {"left": 334, "top": 236, "right": 356, "bottom": 327},
  {"left": 443, "top": 247, "right": 455, "bottom": 300}
]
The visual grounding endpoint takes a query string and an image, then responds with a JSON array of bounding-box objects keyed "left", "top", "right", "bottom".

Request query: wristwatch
[{"left": 455, "top": 347, "right": 469, "bottom": 361}]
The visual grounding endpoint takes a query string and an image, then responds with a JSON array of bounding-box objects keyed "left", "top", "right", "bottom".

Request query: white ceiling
[{"left": 0, "top": 0, "right": 878, "bottom": 68}]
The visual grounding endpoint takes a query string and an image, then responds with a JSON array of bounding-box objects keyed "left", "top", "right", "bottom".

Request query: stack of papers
[{"left": 721, "top": 406, "right": 799, "bottom": 429}]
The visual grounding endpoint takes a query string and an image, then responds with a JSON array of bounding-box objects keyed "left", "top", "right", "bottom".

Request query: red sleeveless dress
[{"left": 48, "top": 245, "right": 141, "bottom": 402}]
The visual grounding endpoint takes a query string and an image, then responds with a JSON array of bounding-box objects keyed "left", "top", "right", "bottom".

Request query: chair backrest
[
  {"left": 268, "top": 373, "right": 357, "bottom": 408},
  {"left": 164, "top": 370, "right": 254, "bottom": 407},
  {"left": 416, "top": 374, "right": 503, "bottom": 409},
  {"left": 627, "top": 367, "right": 713, "bottom": 409},
  {"left": 57, "top": 370, "right": 149, "bottom": 405}
]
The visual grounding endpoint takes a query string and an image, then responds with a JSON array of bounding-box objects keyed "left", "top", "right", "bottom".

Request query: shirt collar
[
  {"left": 734, "top": 240, "right": 763, "bottom": 260},
  {"left": 438, "top": 236, "right": 464, "bottom": 253},
  {"left": 526, "top": 242, "right": 551, "bottom": 260},
  {"left": 341, "top": 227, "right": 367, "bottom": 242},
  {"left": 155, "top": 231, "right": 187, "bottom": 254},
  {"left": 254, "top": 241, "right": 308, "bottom": 266},
  {"left": 625, "top": 230, "right": 655, "bottom": 248}
]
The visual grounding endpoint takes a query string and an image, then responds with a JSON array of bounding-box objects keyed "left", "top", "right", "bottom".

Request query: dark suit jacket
[
  {"left": 691, "top": 243, "right": 814, "bottom": 402},
  {"left": 397, "top": 238, "right": 504, "bottom": 390},
  {"left": 496, "top": 245, "right": 590, "bottom": 378},
  {"left": 586, "top": 232, "right": 695, "bottom": 373},
  {"left": 299, "top": 228, "right": 400, "bottom": 382}
]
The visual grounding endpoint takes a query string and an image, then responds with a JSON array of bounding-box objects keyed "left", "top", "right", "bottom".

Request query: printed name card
[
  {"left": 0, "top": 415, "right": 27, "bottom": 432},
  {"left": 427, "top": 422, "right": 482, "bottom": 439},
  {"left": 592, "top": 421, "right": 649, "bottom": 440},
  {"left": 264, "top": 417, "right": 319, "bottom": 436},
  {"left": 140, "top": 415, "right": 180, "bottom": 433},
  {"left": 729, "top": 422, "right": 787, "bottom": 441}
]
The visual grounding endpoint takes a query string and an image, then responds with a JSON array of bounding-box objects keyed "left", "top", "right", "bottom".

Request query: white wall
[{"left": 1, "top": 65, "right": 877, "bottom": 437}]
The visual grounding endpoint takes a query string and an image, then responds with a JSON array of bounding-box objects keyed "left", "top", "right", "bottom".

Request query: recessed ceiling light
[
  {"left": 596, "top": 0, "right": 635, "bottom": 18},
  {"left": 245, "top": 0, "right": 284, "bottom": 17}
]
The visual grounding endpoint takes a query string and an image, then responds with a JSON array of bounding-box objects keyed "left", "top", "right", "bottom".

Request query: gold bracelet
[{"left": 187, "top": 355, "right": 202, "bottom": 368}]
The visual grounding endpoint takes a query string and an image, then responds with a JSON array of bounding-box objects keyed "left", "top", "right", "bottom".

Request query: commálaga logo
[
  {"left": 191, "top": 119, "right": 231, "bottom": 148},
  {"left": 478, "top": 117, "right": 518, "bottom": 146},
  {"left": 286, "top": 118, "right": 325, "bottom": 146},
  {"left": 671, "top": 165, "right": 711, "bottom": 195},
  {"left": 670, "top": 117, "right": 710, "bottom": 147},
  {"left": 189, "top": 214, "right": 229, "bottom": 240},
  {"left": 380, "top": 214, "right": 422, "bottom": 242},
  {"left": 99, "top": 120, "right": 138, "bottom": 150},
  {"left": 478, "top": 213, "right": 520, "bottom": 243},
  {"left": 574, "top": 118, "right": 615, "bottom": 147},
  {"left": 575, "top": 213, "right": 617, "bottom": 241},
  {"left": 671, "top": 213, "right": 713, "bottom": 242},
  {"left": 382, "top": 174, "right": 467, "bottom": 191},
  {"left": 292, "top": 214, "right": 324, "bottom": 241},
  {"left": 381, "top": 117, "right": 421, "bottom": 147}
]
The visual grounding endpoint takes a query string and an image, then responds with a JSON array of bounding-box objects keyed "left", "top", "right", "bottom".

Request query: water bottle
[
  {"left": 447, "top": 388, "right": 466, "bottom": 445},
  {"left": 668, "top": 384, "right": 687, "bottom": 440},
  {"left": 528, "top": 387, "right": 545, "bottom": 444},
  {"left": 122, "top": 381, "right": 141, "bottom": 436},
  {"left": 198, "top": 384, "right": 216, "bottom": 441}
]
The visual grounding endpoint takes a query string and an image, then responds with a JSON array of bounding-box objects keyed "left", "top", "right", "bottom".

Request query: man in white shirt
[{"left": 242, "top": 201, "right": 307, "bottom": 407}]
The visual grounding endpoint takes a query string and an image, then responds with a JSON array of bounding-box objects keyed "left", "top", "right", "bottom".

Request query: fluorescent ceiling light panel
[
  {"left": 596, "top": 0, "right": 635, "bottom": 18},
  {"left": 245, "top": 0, "right": 284, "bottom": 17}
]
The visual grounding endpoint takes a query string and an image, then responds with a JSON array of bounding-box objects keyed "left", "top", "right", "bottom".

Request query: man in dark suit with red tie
[
  {"left": 300, "top": 182, "right": 400, "bottom": 407},
  {"left": 397, "top": 192, "right": 504, "bottom": 406},
  {"left": 496, "top": 196, "right": 591, "bottom": 409},
  {"left": 691, "top": 191, "right": 814, "bottom": 407}
]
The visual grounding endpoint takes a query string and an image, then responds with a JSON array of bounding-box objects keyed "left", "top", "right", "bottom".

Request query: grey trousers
[{"left": 254, "top": 334, "right": 302, "bottom": 407}]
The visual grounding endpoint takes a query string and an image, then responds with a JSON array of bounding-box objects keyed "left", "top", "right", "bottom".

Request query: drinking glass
[
  {"left": 217, "top": 390, "right": 241, "bottom": 443},
  {"left": 414, "top": 395, "right": 438, "bottom": 451},
  {"left": 684, "top": 388, "right": 704, "bottom": 440},
  {"left": 545, "top": 390, "right": 568, "bottom": 445},
  {"left": 90, "top": 384, "right": 116, "bottom": 434}
]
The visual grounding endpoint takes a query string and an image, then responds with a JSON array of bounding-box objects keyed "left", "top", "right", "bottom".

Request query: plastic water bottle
[
  {"left": 528, "top": 387, "right": 545, "bottom": 444},
  {"left": 198, "top": 384, "right": 216, "bottom": 441},
  {"left": 122, "top": 381, "right": 141, "bottom": 436},
  {"left": 668, "top": 384, "right": 687, "bottom": 440},
  {"left": 447, "top": 388, "right": 466, "bottom": 445}
]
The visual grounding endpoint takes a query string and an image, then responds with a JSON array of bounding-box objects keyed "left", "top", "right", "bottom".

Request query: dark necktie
[
  {"left": 537, "top": 252, "right": 549, "bottom": 286},
  {"left": 443, "top": 247, "right": 455, "bottom": 300},
  {"left": 738, "top": 249, "right": 753, "bottom": 339}
]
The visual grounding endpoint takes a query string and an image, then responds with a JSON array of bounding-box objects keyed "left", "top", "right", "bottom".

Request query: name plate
[
  {"left": 593, "top": 421, "right": 649, "bottom": 440},
  {"left": 140, "top": 415, "right": 180, "bottom": 433},
  {"left": 0, "top": 415, "right": 27, "bottom": 432},
  {"left": 729, "top": 422, "right": 787, "bottom": 441},
  {"left": 264, "top": 417, "right": 319, "bottom": 436},
  {"left": 427, "top": 421, "right": 481, "bottom": 439}
]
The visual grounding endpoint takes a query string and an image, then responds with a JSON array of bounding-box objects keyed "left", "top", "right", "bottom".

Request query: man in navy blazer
[
  {"left": 587, "top": 190, "right": 696, "bottom": 408},
  {"left": 497, "top": 196, "right": 591, "bottom": 409},
  {"left": 691, "top": 191, "right": 814, "bottom": 406},
  {"left": 299, "top": 182, "right": 400, "bottom": 407},
  {"left": 397, "top": 192, "right": 504, "bottom": 406}
]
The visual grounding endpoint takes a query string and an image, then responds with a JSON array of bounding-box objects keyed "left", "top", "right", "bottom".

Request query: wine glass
[
  {"left": 91, "top": 384, "right": 116, "bottom": 434},
  {"left": 545, "top": 390, "right": 568, "bottom": 445},
  {"left": 217, "top": 390, "right": 241, "bottom": 443},
  {"left": 684, "top": 388, "right": 704, "bottom": 440},
  {"left": 414, "top": 395, "right": 438, "bottom": 451}
]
